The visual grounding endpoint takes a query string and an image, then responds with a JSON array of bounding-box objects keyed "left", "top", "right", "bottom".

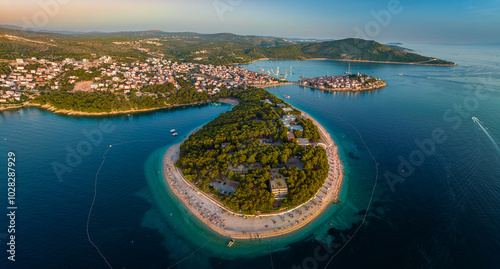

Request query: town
[
  {"left": 299, "top": 73, "right": 386, "bottom": 91},
  {"left": 1, "top": 54, "right": 387, "bottom": 110},
  {"left": 0, "top": 55, "right": 282, "bottom": 107}
]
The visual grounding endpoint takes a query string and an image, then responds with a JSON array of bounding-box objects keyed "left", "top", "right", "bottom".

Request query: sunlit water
[{"left": 1, "top": 43, "right": 499, "bottom": 268}]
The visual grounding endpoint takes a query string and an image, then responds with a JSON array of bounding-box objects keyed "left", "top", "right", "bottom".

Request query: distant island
[{"left": 164, "top": 87, "right": 344, "bottom": 239}]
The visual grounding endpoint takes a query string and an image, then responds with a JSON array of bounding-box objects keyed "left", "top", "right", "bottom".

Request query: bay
[{"left": 1, "top": 43, "right": 499, "bottom": 268}]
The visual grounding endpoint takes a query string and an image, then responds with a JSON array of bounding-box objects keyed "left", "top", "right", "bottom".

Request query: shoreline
[
  {"left": 0, "top": 105, "right": 24, "bottom": 111},
  {"left": 162, "top": 106, "right": 344, "bottom": 240},
  {"left": 3, "top": 100, "right": 223, "bottom": 116},
  {"left": 251, "top": 81, "right": 387, "bottom": 92},
  {"left": 240, "top": 57, "right": 456, "bottom": 66},
  {"left": 299, "top": 81, "right": 387, "bottom": 92}
]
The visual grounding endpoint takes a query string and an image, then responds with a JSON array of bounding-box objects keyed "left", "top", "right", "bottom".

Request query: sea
[{"left": 1, "top": 43, "right": 499, "bottom": 269}]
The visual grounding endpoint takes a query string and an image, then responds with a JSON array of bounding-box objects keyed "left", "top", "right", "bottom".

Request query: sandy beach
[{"left": 162, "top": 109, "right": 344, "bottom": 240}]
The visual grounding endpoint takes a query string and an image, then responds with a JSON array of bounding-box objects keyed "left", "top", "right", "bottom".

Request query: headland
[{"left": 162, "top": 99, "right": 344, "bottom": 240}]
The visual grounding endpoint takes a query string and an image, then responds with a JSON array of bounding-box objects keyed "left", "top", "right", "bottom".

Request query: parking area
[{"left": 209, "top": 181, "right": 237, "bottom": 195}]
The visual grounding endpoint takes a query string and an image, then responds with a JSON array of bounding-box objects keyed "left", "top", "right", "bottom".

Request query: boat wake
[{"left": 472, "top": 117, "right": 500, "bottom": 157}]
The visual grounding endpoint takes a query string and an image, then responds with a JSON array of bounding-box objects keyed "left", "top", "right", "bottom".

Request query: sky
[{"left": 1, "top": 0, "right": 500, "bottom": 43}]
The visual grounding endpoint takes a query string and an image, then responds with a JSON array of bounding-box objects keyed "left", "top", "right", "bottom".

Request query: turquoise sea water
[{"left": 1, "top": 43, "right": 499, "bottom": 268}]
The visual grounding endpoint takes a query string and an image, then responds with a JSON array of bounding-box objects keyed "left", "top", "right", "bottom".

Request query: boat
[
  {"left": 345, "top": 62, "right": 352, "bottom": 75},
  {"left": 170, "top": 129, "right": 175, "bottom": 133},
  {"left": 172, "top": 133, "right": 178, "bottom": 136},
  {"left": 283, "top": 95, "right": 290, "bottom": 99},
  {"left": 398, "top": 74, "right": 403, "bottom": 76},
  {"left": 227, "top": 239, "right": 235, "bottom": 247}
]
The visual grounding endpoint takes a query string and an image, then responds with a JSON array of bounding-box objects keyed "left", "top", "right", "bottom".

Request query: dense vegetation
[
  {"left": 62, "top": 69, "right": 102, "bottom": 82},
  {"left": 175, "top": 88, "right": 329, "bottom": 214},
  {"left": 299, "top": 38, "right": 455, "bottom": 65},
  {"left": 168, "top": 88, "right": 211, "bottom": 104},
  {"left": 141, "top": 83, "right": 176, "bottom": 93},
  {"left": 0, "top": 62, "right": 11, "bottom": 74},
  {"left": 31, "top": 88, "right": 214, "bottom": 113}
]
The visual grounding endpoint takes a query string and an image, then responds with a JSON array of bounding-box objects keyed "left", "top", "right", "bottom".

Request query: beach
[{"left": 162, "top": 109, "right": 344, "bottom": 240}]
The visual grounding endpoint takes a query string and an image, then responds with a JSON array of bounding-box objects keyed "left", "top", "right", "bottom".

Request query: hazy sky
[{"left": 2, "top": 0, "right": 500, "bottom": 43}]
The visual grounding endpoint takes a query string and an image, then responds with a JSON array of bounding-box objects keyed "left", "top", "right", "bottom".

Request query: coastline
[
  {"left": 0, "top": 104, "right": 24, "bottom": 111},
  {"left": 251, "top": 81, "right": 387, "bottom": 92},
  {"left": 299, "top": 81, "right": 387, "bottom": 92},
  {"left": 239, "top": 57, "right": 456, "bottom": 66},
  {"left": 308, "top": 58, "right": 457, "bottom": 66},
  {"left": 162, "top": 106, "right": 344, "bottom": 240},
  {"left": 6, "top": 100, "right": 222, "bottom": 116}
]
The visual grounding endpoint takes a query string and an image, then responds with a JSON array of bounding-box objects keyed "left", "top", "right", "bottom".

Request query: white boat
[
  {"left": 227, "top": 239, "right": 235, "bottom": 247},
  {"left": 172, "top": 133, "right": 178, "bottom": 136},
  {"left": 398, "top": 74, "right": 403, "bottom": 76},
  {"left": 345, "top": 62, "right": 352, "bottom": 75},
  {"left": 170, "top": 129, "right": 175, "bottom": 133}
]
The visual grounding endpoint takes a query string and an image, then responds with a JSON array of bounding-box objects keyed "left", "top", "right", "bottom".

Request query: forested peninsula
[{"left": 175, "top": 88, "right": 330, "bottom": 214}]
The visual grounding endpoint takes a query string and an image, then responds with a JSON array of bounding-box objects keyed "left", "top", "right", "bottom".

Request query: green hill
[
  {"left": 0, "top": 26, "right": 454, "bottom": 65},
  {"left": 298, "top": 38, "right": 454, "bottom": 65}
]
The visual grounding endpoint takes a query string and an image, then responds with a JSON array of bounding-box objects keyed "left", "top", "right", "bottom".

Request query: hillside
[
  {"left": 0, "top": 26, "right": 455, "bottom": 65},
  {"left": 299, "top": 38, "right": 454, "bottom": 65}
]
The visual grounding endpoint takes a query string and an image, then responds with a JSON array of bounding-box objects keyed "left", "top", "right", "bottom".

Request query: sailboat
[{"left": 345, "top": 62, "right": 352, "bottom": 75}]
